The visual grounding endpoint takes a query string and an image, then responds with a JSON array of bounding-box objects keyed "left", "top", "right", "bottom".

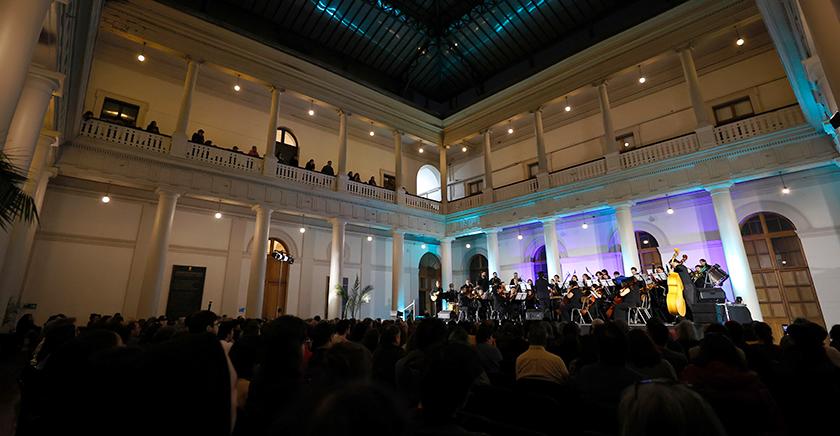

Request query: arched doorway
[
  {"left": 740, "top": 212, "right": 824, "bottom": 339},
  {"left": 636, "top": 231, "right": 663, "bottom": 272},
  {"left": 263, "top": 238, "right": 291, "bottom": 319},
  {"left": 418, "top": 252, "right": 441, "bottom": 316},
  {"left": 532, "top": 245, "right": 547, "bottom": 279},
  {"left": 416, "top": 165, "right": 441, "bottom": 200},
  {"left": 274, "top": 127, "right": 299, "bottom": 166},
  {"left": 468, "top": 254, "right": 488, "bottom": 283}
]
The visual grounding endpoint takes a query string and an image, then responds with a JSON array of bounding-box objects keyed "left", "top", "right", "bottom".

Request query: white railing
[
  {"left": 275, "top": 164, "right": 335, "bottom": 190},
  {"left": 620, "top": 133, "right": 698, "bottom": 169},
  {"left": 448, "top": 194, "right": 484, "bottom": 213},
  {"left": 494, "top": 178, "right": 539, "bottom": 202},
  {"left": 80, "top": 118, "right": 170, "bottom": 153},
  {"left": 550, "top": 158, "right": 607, "bottom": 187},
  {"left": 345, "top": 179, "right": 395, "bottom": 203},
  {"left": 714, "top": 105, "right": 805, "bottom": 145},
  {"left": 405, "top": 194, "right": 440, "bottom": 212},
  {"left": 185, "top": 141, "right": 262, "bottom": 173}
]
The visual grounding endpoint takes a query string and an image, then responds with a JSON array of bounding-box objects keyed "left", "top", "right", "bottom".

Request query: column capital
[
  {"left": 440, "top": 236, "right": 455, "bottom": 243},
  {"left": 154, "top": 187, "right": 181, "bottom": 199},
  {"left": 704, "top": 181, "right": 734, "bottom": 194},
  {"left": 484, "top": 228, "right": 501, "bottom": 234},
  {"left": 530, "top": 105, "right": 545, "bottom": 114},
  {"left": 391, "top": 227, "right": 407, "bottom": 236},
  {"left": 337, "top": 109, "right": 351, "bottom": 117},
  {"left": 675, "top": 42, "right": 695, "bottom": 53},
  {"left": 593, "top": 79, "right": 609, "bottom": 88},
  {"left": 609, "top": 200, "right": 635, "bottom": 211},
  {"left": 540, "top": 217, "right": 557, "bottom": 225},
  {"left": 393, "top": 129, "right": 403, "bottom": 137},
  {"left": 329, "top": 217, "right": 347, "bottom": 226},
  {"left": 28, "top": 65, "right": 64, "bottom": 97},
  {"left": 251, "top": 203, "right": 274, "bottom": 214}
]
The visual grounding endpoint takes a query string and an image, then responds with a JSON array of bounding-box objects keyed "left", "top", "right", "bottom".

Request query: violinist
[
  {"left": 509, "top": 272, "right": 520, "bottom": 286},
  {"left": 561, "top": 277, "right": 582, "bottom": 322},
  {"left": 611, "top": 275, "right": 641, "bottom": 322}
]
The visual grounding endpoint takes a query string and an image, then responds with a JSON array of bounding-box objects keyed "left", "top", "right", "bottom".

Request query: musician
[
  {"left": 612, "top": 276, "right": 642, "bottom": 322},
  {"left": 458, "top": 285, "right": 471, "bottom": 321},
  {"left": 534, "top": 271, "right": 551, "bottom": 319},
  {"left": 669, "top": 256, "right": 696, "bottom": 319},
  {"left": 561, "top": 279, "right": 583, "bottom": 322},
  {"left": 509, "top": 272, "right": 520, "bottom": 286},
  {"left": 432, "top": 280, "right": 444, "bottom": 313},
  {"left": 477, "top": 271, "right": 490, "bottom": 294},
  {"left": 490, "top": 272, "right": 503, "bottom": 288},
  {"left": 692, "top": 265, "right": 705, "bottom": 288},
  {"left": 613, "top": 271, "right": 625, "bottom": 286}
]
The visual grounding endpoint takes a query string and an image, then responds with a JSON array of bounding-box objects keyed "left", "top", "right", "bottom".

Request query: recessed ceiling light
[
  {"left": 101, "top": 194, "right": 111, "bottom": 204},
  {"left": 736, "top": 37, "right": 745, "bottom": 46},
  {"left": 581, "top": 222, "right": 589, "bottom": 230},
  {"left": 461, "top": 146, "right": 468, "bottom": 152},
  {"left": 214, "top": 211, "right": 223, "bottom": 219},
  {"left": 418, "top": 147, "right": 424, "bottom": 153}
]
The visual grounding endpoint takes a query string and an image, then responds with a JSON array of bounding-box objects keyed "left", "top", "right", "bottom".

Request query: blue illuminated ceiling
[{"left": 157, "top": 0, "right": 687, "bottom": 117}]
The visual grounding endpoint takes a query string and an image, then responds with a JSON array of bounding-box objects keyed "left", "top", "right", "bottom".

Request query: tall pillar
[
  {"left": 327, "top": 218, "right": 346, "bottom": 318},
  {"left": 0, "top": 0, "right": 52, "bottom": 151},
  {"left": 706, "top": 183, "right": 762, "bottom": 320},
  {"left": 613, "top": 202, "right": 639, "bottom": 275},
  {"left": 246, "top": 204, "right": 273, "bottom": 318},
  {"left": 485, "top": 229, "right": 500, "bottom": 276},
  {"left": 336, "top": 110, "right": 348, "bottom": 180},
  {"left": 0, "top": 134, "right": 55, "bottom": 324},
  {"left": 440, "top": 237, "right": 453, "bottom": 289},
  {"left": 3, "top": 68, "right": 63, "bottom": 170},
  {"left": 597, "top": 81, "right": 618, "bottom": 155},
  {"left": 262, "top": 86, "right": 280, "bottom": 175},
  {"left": 533, "top": 107, "right": 549, "bottom": 173},
  {"left": 439, "top": 143, "right": 448, "bottom": 210},
  {"left": 482, "top": 130, "right": 495, "bottom": 192},
  {"left": 170, "top": 59, "right": 200, "bottom": 156},
  {"left": 391, "top": 229, "right": 405, "bottom": 312},
  {"left": 678, "top": 47, "right": 711, "bottom": 128},
  {"left": 393, "top": 130, "right": 403, "bottom": 194},
  {"left": 137, "top": 189, "right": 180, "bottom": 318},
  {"left": 542, "top": 218, "right": 562, "bottom": 279}
]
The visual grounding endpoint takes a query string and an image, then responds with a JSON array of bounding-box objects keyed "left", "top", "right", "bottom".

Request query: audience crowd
[{"left": 5, "top": 310, "right": 840, "bottom": 436}]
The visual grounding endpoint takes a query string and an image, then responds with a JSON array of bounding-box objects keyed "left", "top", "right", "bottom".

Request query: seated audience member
[
  {"left": 232, "top": 146, "right": 239, "bottom": 152},
  {"left": 618, "top": 380, "right": 726, "bottom": 436},
  {"left": 516, "top": 323, "right": 569, "bottom": 384},
  {"left": 204, "top": 139, "right": 213, "bottom": 146},
  {"left": 681, "top": 333, "right": 781, "bottom": 436},
  {"left": 743, "top": 321, "right": 782, "bottom": 379},
  {"left": 368, "top": 176, "right": 377, "bottom": 186},
  {"left": 82, "top": 110, "right": 94, "bottom": 120},
  {"left": 646, "top": 318, "right": 687, "bottom": 375},
  {"left": 675, "top": 320, "right": 699, "bottom": 356},
  {"left": 145, "top": 120, "right": 160, "bottom": 133},
  {"left": 395, "top": 318, "right": 448, "bottom": 407},
  {"left": 830, "top": 324, "right": 840, "bottom": 352},
  {"left": 333, "top": 319, "right": 351, "bottom": 344},
  {"left": 475, "top": 323, "right": 503, "bottom": 378},
  {"left": 626, "top": 329, "right": 677, "bottom": 380},
  {"left": 247, "top": 146, "right": 260, "bottom": 157},
  {"left": 372, "top": 325, "right": 405, "bottom": 387},
  {"left": 305, "top": 159, "right": 316, "bottom": 171},
  {"left": 321, "top": 160, "right": 335, "bottom": 175},
  {"left": 305, "top": 383, "right": 407, "bottom": 436},
  {"left": 191, "top": 129, "right": 205, "bottom": 143}
]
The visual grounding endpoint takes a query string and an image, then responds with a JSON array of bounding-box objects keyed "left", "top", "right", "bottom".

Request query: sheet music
[
  {"left": 599, "top": 279, "right": 615, "bottom": 287},
  {"left": 584, "top": 279, "right": 594, "bottom": 287},
  {"left": 515, "top": 292, "right": 527, "bottom": 300}
]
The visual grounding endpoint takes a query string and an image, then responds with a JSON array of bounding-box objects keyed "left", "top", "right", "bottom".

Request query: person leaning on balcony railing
[
  {"left": 353, "top": 173, "right": 362, "bottom": 183},
  {"left": 305, "top": 159, "right": 316, "bottom": 171},
  {"left": 368, "top": 176, "right": 377, "bottom": 187},
  {"left": 247, "top": 146, "right": 260, "bottom": 157},
  {"left": 191, "top": 129, "right": 205, "bottom": 144},
  {"left": 145, "top": 120, "right": 160, "bottom": 134},
  {"left": 320, "top": 161, "right": 335, "bottom": 175}
]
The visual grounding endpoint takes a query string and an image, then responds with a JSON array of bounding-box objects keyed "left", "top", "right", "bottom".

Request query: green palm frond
[{"left": 0, "top": 152, "right": 38, "bottom": 230}]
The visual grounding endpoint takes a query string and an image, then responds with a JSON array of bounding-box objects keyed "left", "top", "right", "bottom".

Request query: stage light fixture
[
  {"left": 667, "top": 207, "right": 674, "bottom": 215},
  {"left": 666, "top": 196, "right": 675, "bottom": 215},
  {"left": 299, "top": 226, "right": 306, "bottom": 233},
  {"left": 735, "top": 26, "right": 745, "bottom": 46},
  {"left": 782, "top": 186, "right": 791, "bottom": 195},
  {"left": 369, "top": 122, "right": 375, "bottom": 136},
  {"left": 581, "top": 221, "right": 589, "bottom": 230},
  {"left": 137, "top": 42, "right": 146, "bottom": 62}
]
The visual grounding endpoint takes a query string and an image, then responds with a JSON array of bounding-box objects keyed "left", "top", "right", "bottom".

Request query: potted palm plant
[{"left": 334, "top": 275, "right": 374, "bottom": 319}]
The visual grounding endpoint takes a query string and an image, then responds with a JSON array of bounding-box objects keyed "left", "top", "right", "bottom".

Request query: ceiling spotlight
[
  {"left": 465, "top": 243, "right": 471, "bottom": 249},
  {"left": 581, "top": 222, "right": 589, "bottom": 230},
  {"left": 736, "top": 37, "right": 745, "bottom": 46},
  {"left": 367, "top": 235, "right": 373, "bottom": 242},
  {"left": 517, "top": 234, "right": 523, "bottom": 240},
  {"left": 735, "top": 26, "right": 745, "bottom": 46},
  {"left": 299, "top": 227, "right": 306, "bottom": 233},
  {"left": 666, "top": 196, "right": 675, "bottom": 215},
  {"left": 667, "top": 207, "right": 675, "bottom": 215},
  {"left": 782, "top": 186, "right": 791, "bottom": 195},
  {"left": 214, "top": 211, "right": 223, "bottom": 219},
  {"left": 624, "top": 142, "right": 629, "bottom": 147},
  {"left": 564, "top": 96, "right": 572, "bottom": 112},
  {"left": 369, "top": 122, "right": 375, "bottom": 136},
  {"left": 507, "top": 120, "right": 514, "bottom": 135},
  {"left": 137, "top": 42, "right": 146, "bottom": 62},
  {"left": 461, "top": 145, "right": 468, "bottom": 153},
  {"left": 101, "top": 194, "right": 111, "bottom": 204},
  {"left": 233, "top": 75, "right": 241, "bottom": 92},
  {"left": 308, "top": 100, "right": 315, "bottom": 116},
  {"left": 643, "top": 239, "right": 650, "bottom": 244},
  {"left": 418, "top": 147, "right": 424, "bottom": 153},
  {"left": 779, "top": 172, "right": 791, "bottom": 194},
  {"left": 638, "top": 65, "right": 646, "bottom": 84},
  {"left": 421, "top": 243, "right": 427, "bottom": 249}
]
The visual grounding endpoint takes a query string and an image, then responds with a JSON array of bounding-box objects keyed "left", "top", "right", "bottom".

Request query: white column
[
  {"left": 137, "top": 189, "right": 180, "bottom": 318},
  {"left": 485, "top": 229, "right": 500, "bottom": 276},
  {"left": 482, "top": 130, "right": 495, "bottom": 191},
  {"left": 391, "top": 229, "right": 405, "bottom": 312},
  {"left": 0, "top": 0, "right": 51, "bottom": 151},
  {"left": 706, "top": 183, "right": 762, "bottom": 320},
  {"left": 170, "top": 59, "right": 200, "bottom": 155},
  {"left": 440, "top": 237, "right": 453, "bottom": 289},
  {"left": 336, "top": 110, "right": 348, "bottom": 179},
  {"left": 542, "top": 218, "right": 562, "bottom": 279},
  {"left": 439, "top": 143, "right": 448, "bottom": 210},
  {"left": 0, "top": 134, "right": 55, "bottom": 324},
  {"left": 533, "top": 107, "right": 549, "bottom": 173},
  {"left": 678, "top": 47, "right": 711, "bottom": 128},
  {"left": 246, "top": 204, "right": 273, "bottom": 318},
  {"left": 327, "top": 218, "right": 346, "bottom": 318},
  {"left": 3, "top": 69, "right": 62, "bottom": 170},
  {"left": 261, "top": 86, "right": 280, "bottom": 175},
  {"left": 613, "top": 202, "right": 639, "bottom": 275},
  {"left": 393, "top": 130, "right": 403, "bottom": 193},
  {"left": 597, "top": 81, "right": 617, "bottom": 155}
]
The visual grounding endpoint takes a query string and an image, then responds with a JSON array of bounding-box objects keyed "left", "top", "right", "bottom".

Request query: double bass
[{"left": 666, "top": 249, "right": 688, "bottom": 317}]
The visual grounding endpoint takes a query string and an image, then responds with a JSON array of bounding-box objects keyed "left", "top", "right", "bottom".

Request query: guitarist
[{"left": 431, "top": 280, "right": 444, "bottom": 313}]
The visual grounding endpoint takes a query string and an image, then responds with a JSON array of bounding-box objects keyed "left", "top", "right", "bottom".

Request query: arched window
[
  {"left": 417, "top": 165, "right": 441, "bottom": 200},
  {"left": 740, "top": 212, "right": 823, "bottom": 338},
  {"left": 635, "top": 231, "right": 662, "bottom": 271},
  {"left": 468, "top": 254, "right": 488, "bottom": 283},
  {"left": 532, "top": 245, "right": 547, "bottom": 278},
  {"left": 275, "top": 127, "right": 299, "bottom": 165}
]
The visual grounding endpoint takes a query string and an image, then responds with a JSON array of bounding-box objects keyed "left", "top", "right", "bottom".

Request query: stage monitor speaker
[
  {"left": 692, "top": 303, "right": 717, "bottom": 323},
  {"left": 525, "top": 310, "right": 544, "bottom": 321},
  {"left": 697, "top": 288, "right": 726, "bottom": 303},
  {"left": 716, "top": 304, "right": 753, "bottom": 324}
]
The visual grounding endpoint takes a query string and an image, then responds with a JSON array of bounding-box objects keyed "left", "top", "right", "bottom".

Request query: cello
[{"left": 666, "top": 249, "right": 688, "bottom": 317}]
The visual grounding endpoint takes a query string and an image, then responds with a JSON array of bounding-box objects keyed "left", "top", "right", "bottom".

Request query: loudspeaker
[
  {"left": 716, "top": 304, "right": 753, "bottom": 324},
  {"left": 525, "top": 310, "right": 544, "bottom": 321},
  {"left": 691, "top": 303, "right": 718, "bottom": 323},
  {"left": 697, "top": 288, "right": 726, "bottom": 303}
]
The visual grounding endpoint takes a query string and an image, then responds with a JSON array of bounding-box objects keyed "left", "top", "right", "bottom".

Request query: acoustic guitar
[{"left": 666, "top": 249, "right": 688, "bottom": 317}]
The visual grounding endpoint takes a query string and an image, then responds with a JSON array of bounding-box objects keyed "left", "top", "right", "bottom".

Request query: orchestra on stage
[{"left": 430, "top": 249, "right": 731, "bottom": 324}]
